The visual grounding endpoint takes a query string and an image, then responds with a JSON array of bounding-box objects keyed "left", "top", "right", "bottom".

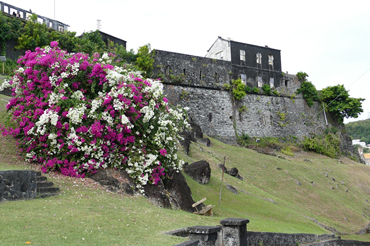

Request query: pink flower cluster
[{"left": 1, "top": 42, "right": 188, "bottom": 187}]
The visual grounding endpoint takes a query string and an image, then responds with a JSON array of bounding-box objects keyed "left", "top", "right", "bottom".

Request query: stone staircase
[{"left": 36, "top": 172, "right": 60, "bottom": 198}]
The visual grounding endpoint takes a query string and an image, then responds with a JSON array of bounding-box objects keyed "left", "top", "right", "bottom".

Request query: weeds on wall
[
  {"left": 262, "top": 84, "right": 271, "bottom": 95},
  {"left": 231, "top": 79, "right": 246, "bottom": 100}
]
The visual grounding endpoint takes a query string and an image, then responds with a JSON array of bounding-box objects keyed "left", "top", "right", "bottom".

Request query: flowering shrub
[{"left": 0, "top": 41, "right": 189, "bottom": 190}]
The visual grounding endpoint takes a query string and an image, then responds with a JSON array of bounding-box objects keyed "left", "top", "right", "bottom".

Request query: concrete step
[{"left": 36, "top": 181, "right": 54, "bottom": 187}]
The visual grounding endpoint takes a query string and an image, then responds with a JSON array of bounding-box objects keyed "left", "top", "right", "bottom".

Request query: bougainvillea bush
[{"left": 0, "top": 41, "right": 189, "bottom": 190}]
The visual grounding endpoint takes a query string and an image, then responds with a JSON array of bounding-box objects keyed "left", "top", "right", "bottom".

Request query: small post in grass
[
  {"left": 0, "top": 56, "right": 5, "bottom": 75},
  {"left": 219, "top": 156, "right": 226, "bottom": 206}
]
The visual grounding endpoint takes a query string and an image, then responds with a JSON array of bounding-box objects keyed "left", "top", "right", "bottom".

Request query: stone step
[
  {"left": 36, "top": 176, "right": 47, "bottom": 181},
  {"left": 37, "top": 186, "right": 60, "bottom": 193},
  {"left": 36, "top": 181, "right": 54, "bottom": 187}
]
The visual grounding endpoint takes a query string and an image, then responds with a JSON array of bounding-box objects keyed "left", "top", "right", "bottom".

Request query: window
[
  {"left": 183, "top": 69, "right": 186, "bottom": 75},
  {"left": 241, "top": 74, "right": 246, "bottom": 84},
  {"left": 256, "top": 53, "right": 262, "bottom": 64},
  {"left": 258, "top": 76, "right": 263, "bottom": 87},
  {"left": 270, "top": 78, "right": 274, "bottom": 88},
  {"left": 240, "top": 50, "right": 246, "bottom": 61},
  {"left": 268, "top": 55, "right": 274, "bottom": 70},
  {"left": 268, "top": 55, "right": 274, "bottom": 65}
]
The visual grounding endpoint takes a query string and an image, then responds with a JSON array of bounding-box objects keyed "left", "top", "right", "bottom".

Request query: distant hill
[{"left": 345, "top": 119, "right": 370, "bottom": 145}]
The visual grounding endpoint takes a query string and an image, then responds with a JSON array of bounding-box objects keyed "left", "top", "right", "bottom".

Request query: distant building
[
  {"left": 363, "top": 153, "right": 370, "bottom": 165},
  {"left": 98, "top": 31, "right": 126, "bottom": 48},
  {"left": 352, "top": 139, "right": 367, "bottom": 148},
  {"left": 0, "top": 1, "right": 69, "bottom": 32}
]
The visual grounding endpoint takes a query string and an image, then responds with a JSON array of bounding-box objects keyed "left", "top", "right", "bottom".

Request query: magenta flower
[
  {"left": 50, "top": 41, "right": 59, "bottom": 48},
  {"left": 159, "top": 149, "right": 167, "bottom": 156}
]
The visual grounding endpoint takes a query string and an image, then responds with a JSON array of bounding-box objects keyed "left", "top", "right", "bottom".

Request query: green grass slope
[{"left": 1, "top": 92, "right": 370, "bottom": 245}]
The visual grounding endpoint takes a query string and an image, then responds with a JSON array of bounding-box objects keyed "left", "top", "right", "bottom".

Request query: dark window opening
[
  {"left": 285, "top": 80, "right": 288, "bottom": 87},
  {"left": 199, "top": 71, "right": 202, "bottom": 80},
  {"left": 183, "top": 68, "right": 186, "bottom": 75},
  {"left": 208, "top": 113, "right": 212, "bottom": 122}
]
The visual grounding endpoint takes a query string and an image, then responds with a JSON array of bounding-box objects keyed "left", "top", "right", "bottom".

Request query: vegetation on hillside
[{"left": 346, "top": 119, "right": 370, "bottom": 145}]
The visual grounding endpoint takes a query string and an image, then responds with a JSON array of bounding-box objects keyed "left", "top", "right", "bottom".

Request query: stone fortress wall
[{"left": 153, "top": 50, "right": 339, "bottom": 143}]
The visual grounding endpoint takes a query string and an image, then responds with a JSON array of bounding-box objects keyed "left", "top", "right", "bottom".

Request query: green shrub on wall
[
  {"left": 231, "top": 79, "right": 246, "bottom": 100},
  {"left": 297, "top": 81, "right": 319, "bottom": 107}
]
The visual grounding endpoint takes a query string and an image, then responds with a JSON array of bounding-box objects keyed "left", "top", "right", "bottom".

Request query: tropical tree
[{"left": 320, "top": 85, "right": 364, "bottom": 123}]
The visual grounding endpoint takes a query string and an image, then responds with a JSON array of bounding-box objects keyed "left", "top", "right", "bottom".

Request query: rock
[
  {"left": 217, "top": 164, "right": 228, "bottom": 173},
  {"left": 121, "top": 183, "right": 134, "bottom": 196},
  {"left": 163, "top": 169, "right": 196, "bottom": 212},
  {"left": 295, "top": 180, "right": 301, "bottom": 186},
  {"left": 184, "top": 160, "right": 211, "bottom": 184},
  {"left": 236, "top": 174, "right": 243, "bottom": 181},
  {"left": 90, "top": 170, "right": 120, "bottom": 190},
  {"left": 198, "top": 138, "right": 211, "bottom": 147},
  {"left": 189, "top": 117, "right": 203, "bottom": 140},
  {"left": 228, "top": 167, "right": 239, "bottom": 177},
  {"left": 143, "top": 179, "right": 171, "bottom": 209},
  {"left": 356, "top": 223, "right": 370, "bottom": 235},
  {"left": 179, "top": 130, "right": 191, "bottom": 155},
  {"left": 226, "top": 185, "right": 238, "bottom": 194},
  {"left": 90, "top": 169, "right": 134, "bottom": 195}
]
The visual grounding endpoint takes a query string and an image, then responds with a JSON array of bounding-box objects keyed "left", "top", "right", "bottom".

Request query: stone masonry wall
[
  {"left": 164, "top": 84, "right": 337, "bottom": 143},
  {"left": 153, "top": 50, "right": 232, "bottom": 88}
]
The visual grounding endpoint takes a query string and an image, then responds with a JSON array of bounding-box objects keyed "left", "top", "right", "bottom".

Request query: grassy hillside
[{"left": 1, "top": 91, "right": 370, "bottom": 245}]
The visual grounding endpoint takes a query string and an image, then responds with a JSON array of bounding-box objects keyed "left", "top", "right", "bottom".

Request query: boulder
[
  {"left": 184, "top": 160, "right": 211, "bottom": 184},
  {"left": 189, "top": 117, "right": 203, "bottom": 140},
  {"left": 198, "top": 138, "right": 211, "bottom": 147},
  {"left": 236, "top": 174, "right": 244, "bottom": 181},
  {"left": 143, "top": 179, "right": 172, "bottom": 209},
  {"left": 90, "top": 169, "right": 120, "bottom": 191},
  {"left": 90, "top": 169, "right": 134, "bottom": 194},
  {"left": 163, "top": 169, "right": 196, "bottom": 212},
  {"left": 179, "top": 130, "right": 191, "bottom": 154},
  {"left": 228, "top": 167, "right": 239, "bottom": 177},
  {"left": 226, "top": 185, "right": 238, "bottom": 194}
]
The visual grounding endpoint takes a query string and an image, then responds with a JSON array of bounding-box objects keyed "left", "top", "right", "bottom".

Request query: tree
[
  {"left": 135, "top": 44, "right": 155, "bottom": 78},
  {"left": 320, "top": 85, "right": 364, "bottom": 123}
]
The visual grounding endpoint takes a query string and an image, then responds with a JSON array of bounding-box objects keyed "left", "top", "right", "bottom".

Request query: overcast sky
[{"left": 8, "top": 0, "right": 370, "bottom": 122}]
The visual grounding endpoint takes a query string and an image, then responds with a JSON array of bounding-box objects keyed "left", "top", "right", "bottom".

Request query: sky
[{"left": 7, "top": 0, "right": 370, "bottom": 123}]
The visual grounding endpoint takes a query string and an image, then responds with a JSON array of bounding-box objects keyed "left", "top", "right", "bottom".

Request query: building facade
[{"left": 205, "top": 37, "right": 283, "bottom": 89}]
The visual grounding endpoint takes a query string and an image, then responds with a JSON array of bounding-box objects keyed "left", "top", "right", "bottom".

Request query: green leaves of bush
[
  {"left": 297, "top": 81, "right": 319, "bottom": 107},
  {"left": 320, "top": 85, "right": 364, "bottom": 123}
]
